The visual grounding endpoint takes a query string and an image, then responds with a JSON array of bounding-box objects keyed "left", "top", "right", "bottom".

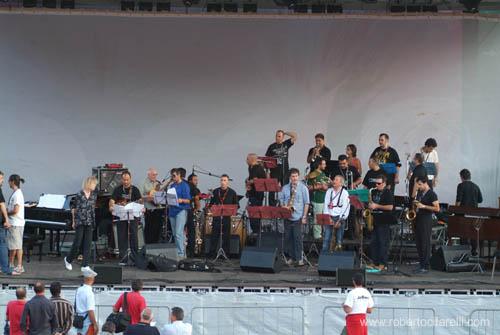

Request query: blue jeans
[
  {"left": 284, "top": 219, "right": 303, "bottom": 261},
  {"left": 0, "top": 229, "right": 12, "bottom": 274},
  {"left": 170, "top": 210, "right": 187, "bottom": 257},
  {"left": 322, "top": 216, "right": 344, "bottom": 252}
]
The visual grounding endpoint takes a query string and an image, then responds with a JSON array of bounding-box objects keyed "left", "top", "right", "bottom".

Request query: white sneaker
[
  {"left": 81, "top": 266, "right": 97, "bottom": 277},
  {"left": 81, "top": 266, "right": 91, "bottom": 272},
  {"left": 64, "top": 257, "right": 72, "bottom": 271}
]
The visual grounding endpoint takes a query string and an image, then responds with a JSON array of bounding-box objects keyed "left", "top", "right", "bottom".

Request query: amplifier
[{"left": 92, "top": 166, "right": 128, "bottom": 195}]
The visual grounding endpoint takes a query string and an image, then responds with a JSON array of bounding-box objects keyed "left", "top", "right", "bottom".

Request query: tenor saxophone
[
  {"left": 362, "top": 188, "right": 375, "bottom": 231},
  {"left": 193, "top": 210, "right": 203, "bottom": 255}
]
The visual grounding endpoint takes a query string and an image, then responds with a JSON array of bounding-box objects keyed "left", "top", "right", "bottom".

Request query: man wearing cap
[{"left": 74, "top": 268, "right": 99, "bottom": 335}]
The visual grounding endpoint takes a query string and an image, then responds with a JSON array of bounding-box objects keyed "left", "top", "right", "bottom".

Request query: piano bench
[{"left": 23, "top": 238, "right": 44, "bottom": 263}]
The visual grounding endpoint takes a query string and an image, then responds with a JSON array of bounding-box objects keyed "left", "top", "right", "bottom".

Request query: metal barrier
[
  {"left": 468, "top": 309, "right": 500, "bottom": 335},
  {"left": 322, "top": 305, "right": 436, "bottom": 335},
  {"left": 191, "top": 306, "right": 305, "bottom": 335}
]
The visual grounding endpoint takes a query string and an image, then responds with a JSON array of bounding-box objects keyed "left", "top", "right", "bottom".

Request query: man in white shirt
[
  {"left": 160, "top": 307, "right": 192, "bottom": 335},
  {"left": 421, "top": 138, "right": 439, "bottom": 188},
  {"left": 7, "top": 174, "right": 25, "bottom": 273},
  {"left": 343, "top": 272, "right": 374, "bottom": 335},
  {"left": 74, "top": 268, "right": 98, "bottom": 335},
  {"left": 322, "top": 175, "right": 350, "bottom": 252}
]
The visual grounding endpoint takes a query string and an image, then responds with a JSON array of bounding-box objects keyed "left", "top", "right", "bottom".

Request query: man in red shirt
[
  {"left": 6, "top": 287, "right": 27, "bottom": 335},
  {"left": 113, "top": 279, "right": 146, "bottom": 325}
]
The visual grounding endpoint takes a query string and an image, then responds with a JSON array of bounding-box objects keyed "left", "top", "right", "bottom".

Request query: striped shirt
[{"left": 50, "top": 296, "right": 74, "bottom": 335}]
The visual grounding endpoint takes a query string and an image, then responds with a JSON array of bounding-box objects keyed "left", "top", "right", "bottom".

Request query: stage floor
[{"left": 4, "top": 255, "right": 499, "bottom": 291}]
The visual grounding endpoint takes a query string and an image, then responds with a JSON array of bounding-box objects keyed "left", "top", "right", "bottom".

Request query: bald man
[
  {"left": 246, "top": 154, "right": 267, "bottom": 233},
  {"left": 141, "top": 168, "right": 162, "bottom": 244}
]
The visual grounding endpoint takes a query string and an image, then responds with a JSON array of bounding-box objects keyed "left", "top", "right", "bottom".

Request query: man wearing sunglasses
[{"left": 368, "top": 174, "right": 394, "bottom": 271}]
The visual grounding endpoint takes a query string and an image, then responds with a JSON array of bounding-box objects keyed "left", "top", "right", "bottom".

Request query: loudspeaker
[
  {"left": 138, "top": 1, "right": 153, "bottom": 11},
  {"left": 336, "top": 269, "right": 366, "bottom": 287},
  {"left": 121, "top": 1, "right": 135, "bottom": 11},
  {"left": 92, "top": 167, "right": 129, "bottom": 195},
  {"left": 61, "top": 0, "right": 75, "bottom": 9},
  {"left": 318, "top": 251, "right": 355, "bottom": 276},
  {"left": 260, "top": 232, "right": 283, "bottom": 252},
  {"left": 223, "top": 2, "right": 238, "bottom": 12},
  {"left": 23, "top": 0, "right": 37, "bottom": 7},
  {"left": 93, "top": 264, "right": 123, "bottom": 284},
  {"left": 207, "top": 3, "right": 222, "bottom": 12},
  {"left": 142, "top": 243, "right": 178, "bottom": 260},
  {"left": 240, "top": 247, "right": 279, "bottom": 273},
  {"left": 430, "top": 245, "right": 470, "bottom": 271},
  {"left": 157, "top": 2, "right": 171, "bottom": 11},
  {"left": 203, "top": 235, "right": 241, "bottom": 256},
  {"left": 242, "top": 3, "right": 257, "bottom": 12},
  {"left": 42, "top": 0, "right": 56, "bottom": 8}
]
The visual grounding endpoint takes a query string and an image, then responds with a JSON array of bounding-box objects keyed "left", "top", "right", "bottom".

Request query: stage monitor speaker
[
  {"left": 23, "top": 0, "right": 37, "bottom": 7},
  {"left": 430, "top": 245, "right": 470, "bottom": 271},
  {"left": 157, "top": 2, "right": 171, "bottom": 11},
  {"left": 336, "top": 269, "right": 366, "bottom": 287},
  {"left": 243, "top": 3, "right": 257, "bottom": 12},
  {"left": 142, "top": 243, "right": 178, "bottom": 260},
  {"left": 240, "top": 247, "right": 279, "bottom": 273},
  {"left": 326, "top": 4, "right": 342, "bottom": 13},
  {"left": 92, "top": 167, "right": 129, "bottom": 195},
  {"left": 93, "top": 264, "right": 123, "bottom": 284},
  {"left": 311, "top": 4, "right": 326, "bottom": 13},
  {"left": 203, "top": 235, "right": 241, "bottom": 256},
  {"left": 294, "top": 4, "right": 308, "bottom": 13},
  {"left": 42, "top": 0, "right": 56, "bottom": 8},
  {"left": 138, "top": 1, "right": 153, "bottom": 11},
  {"left": 223, "top": 2, "right": 238, "bottom": 12},
  {"left": 260, "top": 232, "right": 283, "bottom": 252},
  {"left": 121, "top": 1, "right": 135, "bottom": 11},
  {"left": 318, "top": 251, "right": 355, "bottom": 276},
  {"left": 61, "top": 0, "right": 75, "bottom": 9},
  {"left": 207, "top": 3, "right": 222, "bottom": 12}
]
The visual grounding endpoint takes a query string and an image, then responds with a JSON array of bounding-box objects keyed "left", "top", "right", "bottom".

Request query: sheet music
[
  {"left": 167, "top": 188, "right": 179, "bottom": 206},
  {"left": 154, "top": 191, "right": 166, "bottom": 205},
  {"left": 113, "top": 202, "right": 144, "bottom": 220},
  {"left": 37, "top": 194, "right": 67, "bottom": 209}
]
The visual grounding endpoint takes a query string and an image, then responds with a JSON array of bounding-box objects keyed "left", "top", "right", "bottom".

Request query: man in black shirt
[
  {"left": 370, "top": 133, "right": 401, "bottom": 194},
  {"left": 208, "top": 175, "right": 240, "bottom": 258},
  {"left": 414, "top": 175, "right": 440, "bottom": 274},
  {"left": 186, "top": 174, "right": 201, "bottom": 258},
  {"left": 408, "top": 153, "right": 428, "bottom": 199},
  {"left": 362, "top": 158, "right": 388, "bottom": 189},
  {"left": 109, "top": 171, "right": 143, "bottom": 264},
  {"left": 124, "top": 308, "right": 160, "bottom": 335},
  {"left": 306, "top": 133, "right": 332, "bottom": 171},
  {"left": 20, "top": 281, "right": 58, "bottom": 335},
  {"left": 455, "top": 169, "right": 483, "bottom": 255},
  {"left": 368, "top": 174, "right": 394, "bottom": 271},
  {"left": 246, "top": 153, "right": 267, "bottom": 233},
  {"left": 265, "top": 129, "right": 297, "bottom": 206},
  {"left": 331, "top": 155, "right": 362, "bottom": 189}
]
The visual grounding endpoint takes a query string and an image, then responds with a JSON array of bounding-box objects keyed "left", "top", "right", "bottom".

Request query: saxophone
[
  {"left": 362, "top": 188, "right": 375, "bottom": 231},
  {"left": 287, "top": 183, "right": 297, "bottom": 212},
  {"left": 193, "top": 210, "right": 203, "bottom": 255}
]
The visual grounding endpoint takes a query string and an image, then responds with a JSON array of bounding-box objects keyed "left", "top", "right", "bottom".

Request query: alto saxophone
[
  {"left": 193, "top": 210, "right": 203, "bottom": 255},
  {"left": 362, "top": 188, "right": 376, "bottom": 231},
  {"left": 287, "top": 183, "right": 297, "bottom": 212}
]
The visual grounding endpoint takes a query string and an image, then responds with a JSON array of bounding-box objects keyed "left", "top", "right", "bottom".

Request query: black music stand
[
  {"left": 247, "top": 206, "right": 265, "bottom": 247},
  {"left": 210, "top": 205, "right": 238, "bottom": 262},
  {"left": 471, "top": 217, "right": 486, "bottom": 273},
  {"left": 254, "top": 178, "right": 281, "bottom": 207},
  {"left": 113, "top": 207, "right": 141, "bottom": 266}
]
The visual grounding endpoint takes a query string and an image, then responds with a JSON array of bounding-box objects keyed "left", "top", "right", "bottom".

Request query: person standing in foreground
[
  {"left": 20, "top": 281, "right": 58, "bottom": 335},
  {"left": 6, "top": 287, "right": 27, "bottom": 335},
  {"left": 74, "top": 268, "right": 99, "bottom": 335},
  {"left": 6, "top": 174, "right": 25, "bottom": 273},
  {"left": 50, "top": 281, "right": 74, "bottom": 335},
  {"left": 123, "top": 308, "right": 159, "bottom": 335},
  {"left": 160, "top": 307, "right": 192, "bottom": 335},
  {"left": 0, "top": 171, "right": 20, "bottom": 276},
  {"left": 343, "top": 272, "right": 374, "bottom": 335},
  {"left": 113, "top": 280, "right": 146, "bottom": 325}
]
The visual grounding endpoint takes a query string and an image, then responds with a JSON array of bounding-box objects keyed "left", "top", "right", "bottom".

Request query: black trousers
[
  {"left": 144, "top": 209, "right": 162, "bottom": 244},
  {"left": 116, "top": 219, "right": 139, "bottom": 261},
  {"left": 67, "top": 225, "right": 93, "bottom": 267},
  {"left": 209, "top": 217, "right": 231, "bottom": 257},
  {"left": 248, "top": 195, "right": 264, "bottom": 233},
  {"left": 415, "top": 215, "right": 433, "bottom": 269},
  {"left": 186, "top": 209, "right": 196, "bottom": 257},
  {"left": 370, "top": 223, "right": 391, "bottom": 266}
]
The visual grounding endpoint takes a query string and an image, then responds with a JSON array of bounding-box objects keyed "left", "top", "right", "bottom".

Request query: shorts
[{"left": 7, "top": 226, "right": 24, "bottom": 250}]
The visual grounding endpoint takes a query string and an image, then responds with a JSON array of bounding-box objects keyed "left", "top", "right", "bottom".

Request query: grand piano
[
  {"left": 447, "top": 206, "right": 500, "bottom": 258},
  {"left": 25, "top": 194, "right": 75, "bottom": 255}
]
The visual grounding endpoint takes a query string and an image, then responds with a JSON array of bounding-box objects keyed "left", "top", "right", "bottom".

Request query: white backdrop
[{"left": 0, "top": 13, "right": 499, "bottom": 206}]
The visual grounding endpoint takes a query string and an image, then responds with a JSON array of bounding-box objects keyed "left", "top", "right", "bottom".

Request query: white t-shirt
[
  {"left": 344, "top": 287, "right": 374, "bottom": 315},
  {"left": 160, "top": 321, "right": 193, "bottom": 335},
  {"left": 8, "top": 189, "right": 25, "bottom": 227},
  {"left": 75, "top": 284, "right": 95, "bottom": 315},
  {"left": 421, "top": 149, "right": 439, "bottom": 180}
]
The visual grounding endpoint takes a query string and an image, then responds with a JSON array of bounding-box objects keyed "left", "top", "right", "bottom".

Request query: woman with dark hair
[
  {"left": 346, "top": 144, "right": 362, "bottom": 175},
  {"left": 7, "top": 175, "right": 25, "bottom": 273}
]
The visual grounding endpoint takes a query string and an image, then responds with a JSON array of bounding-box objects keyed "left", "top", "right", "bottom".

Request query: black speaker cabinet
[
  {"left": 93, "top": 264, "right": 122, "bottom": 284},
  {"left": 336, "top": 269, "right": 366, "bottom": 287},
  {"left": 430, "top": 245, "right": 470, "bottom": 272},
  {"left": 318, "top": 251, "right": 355, "bottom": 276},
  {"left": 92, "top": 167, "right": 128, "bottom": 195},
  {"left": 142, "top": 243, "right": 178, "bottom": 260},
  {"left": 240, "top": 247, "right": 279, "bottom": 273},
  {"left": 204, "top": 235, "right": 241, "bottom": 257}
]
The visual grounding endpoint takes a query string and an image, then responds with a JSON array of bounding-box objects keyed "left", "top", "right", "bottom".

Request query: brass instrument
[
  {"left": 148, "top": 180, "right": 161, "bottom": 197},
  {"left": 193, "top": 210, "right": 204, "bottom": 255},
  {"left": 362, "top": 188, "right": 376, "bottom": 231},
  {"left": 287, "top": 183, "right": 297, "bottom": 212},
  {"left": 406, "top": 200, "right": 417, "bottom": 221}
]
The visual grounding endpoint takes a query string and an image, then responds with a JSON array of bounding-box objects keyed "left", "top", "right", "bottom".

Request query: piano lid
[
  {"left": 448, "top": 206, "right": 500, "bottom": 218},
  {"left": 31, "top": 194, "right": 77, "bottom": 210}
]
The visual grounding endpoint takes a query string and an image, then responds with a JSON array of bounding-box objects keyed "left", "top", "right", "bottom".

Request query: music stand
[
  {"left": 257, "top": 156, "right": 278, "bottom": 170},
  {"left": 210, "top": 205, "right": 238, "bottom": 261},
  {"left": 113, "top": 205, "right": 143, "bottom": 266},
  {"left": 471, "top": 217, "right": 486, "bottom": 273},
  {"left": 271, "top": 207, "right": 293, "bottom": 264},
  {"left": 154, "top": 191, "right": 172, "bottom": 242},
  {"left": 254, "top": 178, "right": 281, "bottom": 207}
]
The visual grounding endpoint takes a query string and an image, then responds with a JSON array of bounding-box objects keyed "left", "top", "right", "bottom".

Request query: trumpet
[{"left": 362, "top": 188, "right": 375, "bottom": 231}]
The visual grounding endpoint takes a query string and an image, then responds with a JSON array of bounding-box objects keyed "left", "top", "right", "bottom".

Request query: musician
[
  {"left": 65, "top": 176, "right": 98, "bottom": 273},
  {"left": 109, "top": 171, "right": 142, "bottom": 265},
  {"left": 279, "top": 168, "right": 309, "bottom": 266},
  {"left": 140, "top": 168, "right": 162, "bottom": 244},
  {"left": 368, "top": 174, "right": 394, "bottom": 272},
  {"left": 421, "top": 138, "right": 439, "bottom": 188},
  {"left": 306, "top": 133, "right": 331, "bottom": 171},
  {"left": 306, "top": 158, "right": 329, "bottom": 240},
  {"left": 346, "top": 144, "right": 362, "bottom": 175},
  {"left": 331, "top": 155, "right": 362, "bottom": 189},
  {"left": 168, "top": 169, "right": 192, "bottom": 259},
  {"left": 208, "top": 175, "right": 239, "bottom": 258},
  {"left": 455, "top": 169, "right": 483, "bottom": 256},
  {"left": 408, "top": 153, "right": 428, "bottom": 200},
  {"left": 186, "top": 173, "right": 201, "bottom": 258},
  {"left": 322, "top": 175, "right": 350, "bottom": 252},
  {"left": 414, "top": 175, "right": 440, "bottom": 274},
  {"left": 370, "top": 133, "right": 401, "bottom": 193},
  {"left": 246, "top": 153, "right": 267, "bottom": 233},
  {"left": 362, "top": 158, "right": 387, "bottom": 189},
  {"left": 265, "top": 129, "right": 297, "bottom": 206}
]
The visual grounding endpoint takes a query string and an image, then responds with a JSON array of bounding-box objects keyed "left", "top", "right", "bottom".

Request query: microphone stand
[{"left": 193, "top": 165, "right": 233, "bottom": 181}]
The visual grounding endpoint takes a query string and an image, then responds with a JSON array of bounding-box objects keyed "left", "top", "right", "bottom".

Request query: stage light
[
  {"left": 243, "top": 3, "right": 257, "bottom": 12},
  {"left": 121, "top": 1, "right": 135, "bottom": 11},
  {"left": 61, "top": 0, "right": 75, "bottom": 9},
  {"left": 311, "top": 4, "right": 326, "bottom": 13},
  {"left": 22, "top": 0, "right": 36, "bottom": 7},
  {"left": 224, "top": 2, "right": 238, "bottom": 12},
  {"left": 42, "top": 0, "right": 56, "bottom": 8},
  {"left": 138, "top": 1, "right": 153, "bottom": 11},
  {"left": 207, "top": 3, "right": 222, "bottom": 11},
  {"left": 461, "top": 0, "right": 481, "bottom": 13},
  {"left": 157, "top": 1, "right": 171, "bottom": 11}
]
